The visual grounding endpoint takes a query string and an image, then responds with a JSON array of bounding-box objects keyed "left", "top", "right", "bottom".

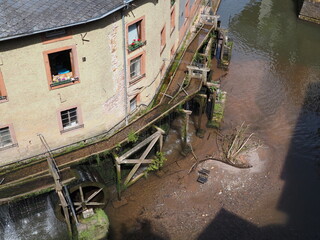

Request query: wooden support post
[
  {"left": 196, "top": 94, "right": 207, "bottom": 138},
  {"left": 180, "top": 109, "right": 192, "bottom": 156},
  {"left": 115, "top": 156, "right": 122, "bottom": 200}
]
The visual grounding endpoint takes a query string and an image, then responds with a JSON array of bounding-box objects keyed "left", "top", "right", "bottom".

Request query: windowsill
[
  {"left": 50, "top": 78, "right": 79, "bottom": 90},
  {"left": 0, "top": 143, "right": 18, "bottom": 151},
  {"left": 128, "top": 40, "right": 147, "bottom": 53},
  {"left": 160, "top": 44, "right": 166, "bottom": 55},
  {"left": 170, "top": 26, "right": 175, "bottom": 36},
  {"left": 60, "top": 124, "right": 84, "bottom": 134},
  {"left": 129, "top": 73, "right": 146, "bottom": 86}
]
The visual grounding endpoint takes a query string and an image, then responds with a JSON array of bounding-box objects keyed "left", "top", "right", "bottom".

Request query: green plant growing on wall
[
  {"left": 115, "top": 143, "right": 121, "bottom": 151},
  {"left": 146, "top": 152, "right": 167, "bottom": 172},
  {"left": 127, "top": 131, "right": 138, "bottom": 143}
]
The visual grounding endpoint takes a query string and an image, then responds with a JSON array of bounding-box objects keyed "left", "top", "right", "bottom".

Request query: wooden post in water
[
  {"left": 180, "top": 109, "right": 192, "bottom": 156},
  {"left": 196, "top": 94, "right": 207, "bottom": 138}
]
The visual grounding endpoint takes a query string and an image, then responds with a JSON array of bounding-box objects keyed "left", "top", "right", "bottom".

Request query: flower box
[
  {"left": 50, "top": 77, "right": 78, "bottom": 87},
  {"left": 128, "top": 40, "right": 146, "bottom": 52}
]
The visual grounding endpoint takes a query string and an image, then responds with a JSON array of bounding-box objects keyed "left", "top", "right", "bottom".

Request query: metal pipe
[{"left": 121, "top": 10, "right": 129, "bottom": 126}]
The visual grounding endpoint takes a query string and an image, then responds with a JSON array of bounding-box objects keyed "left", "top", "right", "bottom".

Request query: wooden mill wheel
[{"left": 55, "top": 181, "right": 109, "bottom": 222}]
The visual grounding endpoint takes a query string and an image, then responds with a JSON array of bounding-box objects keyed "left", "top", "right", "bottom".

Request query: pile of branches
[
  {"left": 189, "top": 122, "right": 256, "bottom": 173},
  {"left": 218, "top": 122, "right": 254, "bottom": 168}
]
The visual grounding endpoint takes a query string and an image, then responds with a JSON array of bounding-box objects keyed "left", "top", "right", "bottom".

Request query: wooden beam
[
  {"left": 120, "top": 159, "right": 153, "bottom": 164},
  {"left": 118, "top": 131, "right": 161, "bottom": 162}
]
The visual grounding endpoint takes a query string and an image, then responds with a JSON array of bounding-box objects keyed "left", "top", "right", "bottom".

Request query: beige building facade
[{"left": 0, "top": 0, "right": 202, "bottom": 165}]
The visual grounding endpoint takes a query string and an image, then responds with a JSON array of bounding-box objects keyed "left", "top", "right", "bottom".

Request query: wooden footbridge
[{"left": 0, "top": 12, "right": 226, "bottom": 206}]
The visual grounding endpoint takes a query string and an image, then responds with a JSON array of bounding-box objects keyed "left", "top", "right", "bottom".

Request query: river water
[{"left": 218, "top": 0, "right": 320, "bottom": 238}]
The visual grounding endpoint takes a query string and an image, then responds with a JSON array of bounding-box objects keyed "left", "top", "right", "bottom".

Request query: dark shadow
[
  {"left": 197, "top": 81, "right": 320, "bottom": 240},
  {"left": 108, "top": 218, "right": 169, "bottom": 240}
]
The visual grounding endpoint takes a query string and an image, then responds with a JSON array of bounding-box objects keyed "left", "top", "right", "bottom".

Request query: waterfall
[{"left": 0, "top": 193, "right": 68, "bottom": 240}]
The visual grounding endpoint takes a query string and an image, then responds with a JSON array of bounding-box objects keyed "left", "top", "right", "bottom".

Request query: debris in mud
[
  {"left": 197, "top": 168, "right": 210, "bottom": 184},
  {"left": 218, "top": 122, "right": 258, "bottom": 168}
]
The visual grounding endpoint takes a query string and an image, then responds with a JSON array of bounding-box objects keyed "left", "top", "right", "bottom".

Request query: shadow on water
[{"left": 197, "top": 83, "right": 320, "bottom": 240}]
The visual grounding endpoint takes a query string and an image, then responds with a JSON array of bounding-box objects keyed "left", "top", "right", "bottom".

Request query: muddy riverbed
[{"left": 106, "top": 0, "right": 320, "bottom": 239}]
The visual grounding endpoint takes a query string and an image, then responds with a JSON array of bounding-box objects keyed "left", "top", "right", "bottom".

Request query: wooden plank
[
  {"left": 118, "top": 131, "right": 161, "bottom": 161},
  {"left": 121, "top": 159, "right": 153, "bottom": 164},
  {"left": 124, "top": 135, "right": 160, "bottom": 185}
]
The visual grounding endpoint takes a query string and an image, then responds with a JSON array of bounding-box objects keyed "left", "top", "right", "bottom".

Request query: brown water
[{"left": 216, "top": 0, "right": 320, "bottom": 238}]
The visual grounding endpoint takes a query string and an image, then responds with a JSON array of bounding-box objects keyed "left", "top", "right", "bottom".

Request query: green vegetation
[
  {"left": 77, "top": 208, "right": 109, "bottom": 240},
  {"left": 127, "top": 131, "right": 138, "bottom": 143},
  {"left": 146, "top": 152, "right": 167, "bottom": 172}
]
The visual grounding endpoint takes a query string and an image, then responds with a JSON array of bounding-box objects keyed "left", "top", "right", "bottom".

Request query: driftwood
[
  {"left": 189, "top": 122, "right": 256, "bottom": 174},
  {"left": 188, "top": 156, "right": 252, "bottom": 174}
]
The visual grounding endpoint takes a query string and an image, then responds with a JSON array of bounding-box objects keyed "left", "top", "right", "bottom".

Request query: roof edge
[{"left": 0, "top": 0, "right": 134, "bottom": 42}]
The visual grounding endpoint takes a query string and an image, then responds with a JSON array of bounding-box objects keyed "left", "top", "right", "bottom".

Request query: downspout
[{"left": 122, "top": 8, "right": 129, "bottom": 125}]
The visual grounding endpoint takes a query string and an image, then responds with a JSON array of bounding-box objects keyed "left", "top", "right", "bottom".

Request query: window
[
  {"left": 0, "top": 125, "right": 17, "bottom": 150},
  {"left": 0, "top": 127, "right": 12, "bottom": 148},
  {"left": 130, "top": 97, "right": 137, "bottom": 112},
  {"left": 59, "top": 107, "right": 83, "bottom": 133},
  {"left": 130, "top": 56, "right": 141, "bottom": 79},
  {"left": 170, "top": 7, "right": 176, "bottom": 33},
  {"left": 0, "top": 71, "right": 8, "bottom": 102},
  {"left": 128, "top": 21, "right": 142, "bottom": 45},
  {"left": 127, "top": 16, "right": 146, "bottom": 52},
  {"left": 43, "top": 45, "right": 79, "bottom": 89},
  {"left": 129, "top": 53, "right": 145, "bottom": 84},
  {"left": 160, "top": 25, "right": 166, "bottom": 53}
]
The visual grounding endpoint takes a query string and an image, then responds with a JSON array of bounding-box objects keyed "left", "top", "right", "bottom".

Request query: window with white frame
[
  {"left": 0, "top": 127, "right": 13, "bottom": 148},
  {"left": 130, "top": 56, "right": 142, "bottom": 80},
  {"left": 61, "top": 107, "right": 78, "bottom": 130}
]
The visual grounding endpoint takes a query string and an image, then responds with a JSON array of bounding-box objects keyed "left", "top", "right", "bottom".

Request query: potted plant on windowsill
[{"left": 128, "top": 39, "right": 145, "bottom": 52}]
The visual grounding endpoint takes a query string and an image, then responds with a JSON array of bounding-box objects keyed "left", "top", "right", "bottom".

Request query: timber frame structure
[{"left": 114, "top": 127, "right": 165, "bottom": 199}]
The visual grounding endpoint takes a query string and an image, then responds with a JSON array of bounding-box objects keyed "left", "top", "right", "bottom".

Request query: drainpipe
[{"left": 121, "top": 9, "right": 129, "bottom": 126}]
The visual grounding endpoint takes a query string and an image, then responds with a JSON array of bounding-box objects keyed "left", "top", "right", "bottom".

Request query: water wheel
[{"left": 54, "top": 181, "right": 109, "bottom": 222}]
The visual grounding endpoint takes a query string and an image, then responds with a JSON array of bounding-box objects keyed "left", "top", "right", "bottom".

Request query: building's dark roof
[{"left": 0, "top": 0, "right": 132, "bottom": 41}]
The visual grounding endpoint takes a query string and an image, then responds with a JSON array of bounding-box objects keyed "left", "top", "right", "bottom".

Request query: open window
[
  {"left": 127, "top": 16, "right": 146, "bottom": 52},
  {"left": 0, "top": 71, "right": 8, "bottom": 102},
  {"left": 129, "top": 53, "right": 146, "bottom": 84},
  {"left": 0, "top": 125, "right": 18, "bottom": 150},
  {"left": 43, "top": 46, "right": 79, "bottom": 89},
  {"left": 59, "top": 106, "right": 83, "bottom": 133}
]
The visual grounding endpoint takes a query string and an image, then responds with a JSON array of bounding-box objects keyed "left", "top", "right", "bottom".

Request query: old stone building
[{"left": 0, "top": 0, "right": 202, "bottom": 165}]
